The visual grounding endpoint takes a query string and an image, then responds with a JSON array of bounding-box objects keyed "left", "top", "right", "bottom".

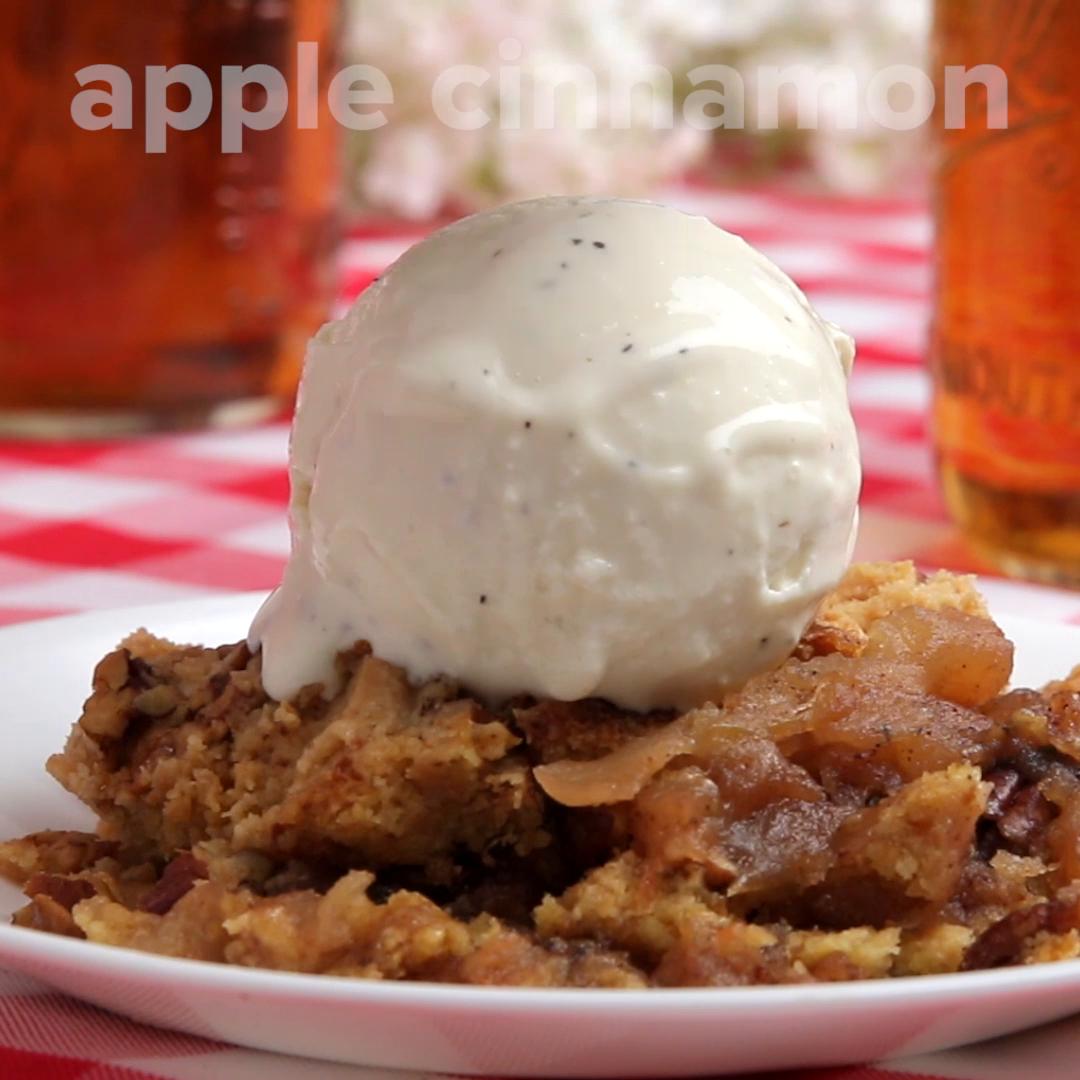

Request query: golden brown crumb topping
[{"left": 6, "top": 561, "right": 1080, "bottom": 986}]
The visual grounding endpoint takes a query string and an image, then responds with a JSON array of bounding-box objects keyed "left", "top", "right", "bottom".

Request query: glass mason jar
[
  {"left": 0, "top": 0, "right": 342, "bottom": 437},
  {"left": 930, "top": 0, "right": 1080, "bottom": 585}
]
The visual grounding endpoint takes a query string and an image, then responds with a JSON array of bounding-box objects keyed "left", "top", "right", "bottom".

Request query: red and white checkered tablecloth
[{"left": 2, "top": 183, "right": 1080, "bottom": 1079}]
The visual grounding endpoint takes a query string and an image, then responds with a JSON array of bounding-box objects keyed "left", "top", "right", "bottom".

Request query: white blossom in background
[
  {"left": 348, "top": 0, "right": 714, "bottom": 218},
  {"left": 346, "top": 0, "right": 931, "bottom": 218},
  {"left": 724, "top": 0, "right": 932, "bottom": 194}
]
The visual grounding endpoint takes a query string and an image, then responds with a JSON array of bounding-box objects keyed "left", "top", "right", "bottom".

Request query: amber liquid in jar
[
  {"left": 0, "top": 1, "right": 341, "bottom": 437},
  {"left": 931, "top": 0, "right": 1080, "bottom": 584}
]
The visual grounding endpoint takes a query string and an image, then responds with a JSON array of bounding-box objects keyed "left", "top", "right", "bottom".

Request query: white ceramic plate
[{"left": 3, "top": 596, "right": 1080, "bottom": 1077}]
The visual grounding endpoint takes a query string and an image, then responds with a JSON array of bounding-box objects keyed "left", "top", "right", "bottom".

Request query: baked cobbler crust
[{"left": 6, "top": 561, "right": 1080, "bottom": 987}]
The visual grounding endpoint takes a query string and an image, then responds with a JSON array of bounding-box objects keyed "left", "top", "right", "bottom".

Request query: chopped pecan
[
  {"left": 963, "top": 904, "right": 1051, "bottom": 969},
  {"left": 133, "top": 684, "right": 180, "bottom": 718},
  {"left": 983, "top": 768, "right": 1022, "bottom": 819},
  {"left": 793, "top": 621, "right": 863, "bottom": 660},
  {"left": 997, "top": 786, "right": 1055, "bottom": 848},
  {"left": 139, "top": 853, "right": 209, "bottom": 915},
  {"left": 964, "top": 889, "right": 1080, "bottom": 969},
  {"left": 13, "top": 894, "right": 84, "bottom": 938},
  {"left": 24, "top": 873, "right": 96, "bottom": 911},
  {"left": 95, "top": 649, "right": 131, "bottom": 692}
]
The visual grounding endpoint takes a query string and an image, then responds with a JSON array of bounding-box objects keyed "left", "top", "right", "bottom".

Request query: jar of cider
[
  {"left": 931, "top": 0, "right": 1080, "bottom": 584},
  {"left": 0, "top": 1, "right": 342, "bottom": 437}
]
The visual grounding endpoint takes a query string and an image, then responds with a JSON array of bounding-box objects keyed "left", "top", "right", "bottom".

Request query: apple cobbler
[{"left": 5, "top": 561, "right": 1080, "bottom": 987}]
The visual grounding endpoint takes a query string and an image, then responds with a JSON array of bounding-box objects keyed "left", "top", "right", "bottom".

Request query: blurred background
[
  {"left": 344, "top": 0, "right": 930, "bottom": 219},
  {"left": 0, "top": 0, "right": 1077, "bottom": 632},
  {"left": 2, "top": 0, "right": 935, "bottom": 440}
]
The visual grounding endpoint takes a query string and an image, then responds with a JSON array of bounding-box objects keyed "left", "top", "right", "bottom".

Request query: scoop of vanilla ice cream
[{"left": 251, "top": 196, "right": 860, "bottom": 712}]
